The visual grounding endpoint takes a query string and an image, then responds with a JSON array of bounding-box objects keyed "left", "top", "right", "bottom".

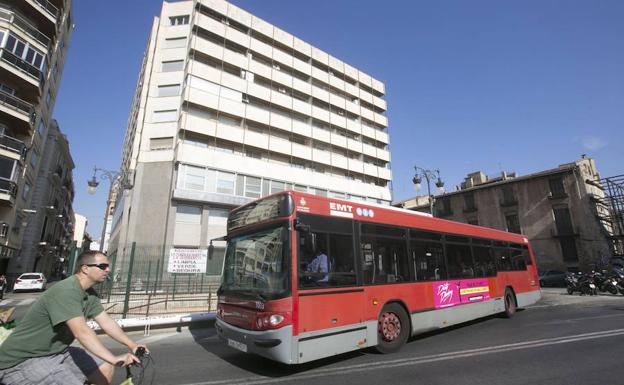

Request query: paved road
[{"left": 100, "top": 289, "right": 624, "bottom": 385}]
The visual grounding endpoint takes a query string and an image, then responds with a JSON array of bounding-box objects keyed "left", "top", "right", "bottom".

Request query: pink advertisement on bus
[{"left": 433, "top": 279, "right": 490, "bottom": 309}]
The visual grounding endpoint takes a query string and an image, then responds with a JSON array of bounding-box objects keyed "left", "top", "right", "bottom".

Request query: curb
[{"left": 89, "top": 312, "right": 217, "bottom": 333}]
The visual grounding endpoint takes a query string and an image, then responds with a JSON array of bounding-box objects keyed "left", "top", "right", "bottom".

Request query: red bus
[{"left": 215, "top": 191, "right": 541, "bottom": 364}]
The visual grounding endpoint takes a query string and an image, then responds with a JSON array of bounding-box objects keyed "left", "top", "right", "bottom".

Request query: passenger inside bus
[{"left": 306, "top": 249, "right": 329, "bottom": 283}]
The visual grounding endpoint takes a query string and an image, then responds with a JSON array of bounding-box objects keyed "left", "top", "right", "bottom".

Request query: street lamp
[
  {"left": 86, "top": 166, "right": 133, "bottom": 251},
  {"left": 412, "top": 166, "right": 445, "bottom": 215}
]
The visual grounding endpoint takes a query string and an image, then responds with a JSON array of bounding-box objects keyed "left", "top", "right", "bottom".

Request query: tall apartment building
[
  {"left": 0, "top": 0, "right": 73, "bottom": 276},
  {"left": 396, "top": 158, "right": 615, "bottom": 272},
  {"left": 109, "top": 0, "right": 391, "bottom": 261}
]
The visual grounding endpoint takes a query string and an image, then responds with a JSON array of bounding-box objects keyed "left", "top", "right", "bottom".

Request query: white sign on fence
[{"left": 167, "top": 248, "right": 207, "bottom": 273}]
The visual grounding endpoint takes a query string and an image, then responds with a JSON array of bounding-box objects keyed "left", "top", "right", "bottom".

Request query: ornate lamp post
[
  {"left": 412, "top": 166, "right": 445, "bottom": 215},
  {"left": 87, "top": 167, "right": 132, "bottom": 252}
]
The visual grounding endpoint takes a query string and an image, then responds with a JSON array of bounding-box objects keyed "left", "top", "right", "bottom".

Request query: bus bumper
[{"left": 215, "top": 318, "right": 295, "bottom": 364}]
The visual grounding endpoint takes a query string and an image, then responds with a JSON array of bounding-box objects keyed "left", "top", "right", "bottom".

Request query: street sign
[{"left": 167, "top": 248, "right": 207, "bottom": 273}]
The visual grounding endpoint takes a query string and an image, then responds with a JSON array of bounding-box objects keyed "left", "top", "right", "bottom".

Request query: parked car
[
  {"left": 13, "top": 273, "right": 47, "bottom": 292},
  {"left": 539, "top": 270, "right": 567, "bottom": 287}
]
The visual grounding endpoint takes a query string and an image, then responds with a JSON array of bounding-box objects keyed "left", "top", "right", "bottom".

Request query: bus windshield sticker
[
  {"left": 329, "top": 202, "right": 354, "bottom": 218},
  {"left": 433, "top": 279, "right": 490, "bottom": 309}
]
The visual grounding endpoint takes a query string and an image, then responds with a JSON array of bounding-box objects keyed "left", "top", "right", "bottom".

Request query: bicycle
[{"left": 119, "top": 347, "right": 155, "bottom": 385}]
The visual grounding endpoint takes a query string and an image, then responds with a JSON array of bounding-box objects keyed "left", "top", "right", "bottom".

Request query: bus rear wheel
[
  {"left": 375, "top": 303, "right": 409, "bottom": 354},
  {"left": 503, "top": 289, "right": 517, "bottom": 318}
]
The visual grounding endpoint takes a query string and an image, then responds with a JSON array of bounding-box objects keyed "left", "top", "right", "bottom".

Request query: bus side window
[
  {"left": 446, "top": 243, "right": 473, "bottom": 279},
  {"left": 411, "top": 240, "right": 445, "bottom": 281},
  {"left": 328, "top": 233, "right": 356, "bottom": 286},
  {"left": 472, "top": 246, "right": 496, "bottom": 277},
  {"left": 494, "top": 247, "right": 512, "bottom": 271}
]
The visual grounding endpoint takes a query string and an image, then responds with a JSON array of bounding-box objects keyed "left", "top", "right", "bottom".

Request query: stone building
[{"left": 396, "top": 158, "right": 615, "bottom": 272}]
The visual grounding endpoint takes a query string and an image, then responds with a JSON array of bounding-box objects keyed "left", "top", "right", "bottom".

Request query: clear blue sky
[{"left": 54, "top": 0, "right": 624, "bottom": 239}]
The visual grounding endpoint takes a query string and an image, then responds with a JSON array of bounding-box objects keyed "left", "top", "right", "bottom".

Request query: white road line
[
  {"left": 0, "top": 299, "right": 14, "bottom": 305},
  {"left": 18, "top": 298, "right": 35, "bottom": 306},
  {"left": 180, "top": 328, "right": 624, "bottom": 385}
]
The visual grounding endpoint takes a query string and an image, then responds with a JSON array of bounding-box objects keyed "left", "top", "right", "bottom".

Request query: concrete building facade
[
  {"left": 0, "top": 0, "right": 73, "bottom": 276},
  {"left": 109, "top": 0, "right": 392, "bottom": 261},
  {"left": 396, "top": 158, "right": 614, "bottom": 272}
]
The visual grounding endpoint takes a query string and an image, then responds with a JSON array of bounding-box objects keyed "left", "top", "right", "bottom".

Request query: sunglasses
[{"left": 85, "top": 263, "right": 110, "bottom": 270}]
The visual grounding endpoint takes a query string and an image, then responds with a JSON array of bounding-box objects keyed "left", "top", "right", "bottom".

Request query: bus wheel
[
  {"left": 503, "top": 289, "right": 517, "bottom": 318},
  {"left": 375, "top": 303, "right": 409, "bottom": 354}
]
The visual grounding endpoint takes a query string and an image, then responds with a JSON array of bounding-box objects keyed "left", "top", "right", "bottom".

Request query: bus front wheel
[
  {"left": 375, "top": 303, "right": 409, "bottom": 354},
  {"left": 503, "top": 289, "right": 517, "bottom": 318}
]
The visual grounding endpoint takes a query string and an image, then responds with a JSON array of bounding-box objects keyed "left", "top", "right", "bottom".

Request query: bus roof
[{"left": 287, "top": 190, "right": 529, "bottom": 245}]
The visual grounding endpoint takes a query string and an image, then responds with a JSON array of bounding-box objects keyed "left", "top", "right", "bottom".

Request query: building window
[
  {"left": 560, "top": 237, "right": 579, "bottom": 262},
  {"left": 149, "top": 137, "right": 173, "bottom": 150},
  {"left": 151, "top": 110, "right": 177, "bottom": 122},
  {"left": 216, "top": 171, "right": 235, "bottom": 194},
  {"left": 500, "top": 185, "right": 517, "bottom": 206},
  {"left": 29, "top": 150, "right": 39, "bottom": 167},
  {"left": 169, "top": 15, "right": 190, "bottom": 26},
  {"left": 161, "top": 60, "right": 184, "bottom": 72},
  {"left": 175, "top": 205, "right": 201, "bottom": 224},
  {"left": 553, "top": 206, "right": 574, "bottom": 236},
  {"left": 505, "top": 213, "right": 521, "bottom": 234},
  {"left": 437, "top": 198, "right": 452, "bottom": 216},
  {"left": 0, "top": 157, "right": 16, "bottom": 180},
  {"left": 22, "top": 182, "right": 30, "bottom": 200},
  {"left": 0, "top": 223, "right": 8, "bottom": 238},
  {"left": 37, "top": 121, "right": 45, "bottom": 137},
  {"left": 464, "top": 193, "right": 476, "bottom": 212},
  {"left": 164, "top": 37, "right": 187, "bottom": 48},
  {"left": 45, "top": 90, "right": 52, "bottom": 107},
  {"left": 157, "top": 84, "right": 181, "bottom": 97},
  {"left": 245, "top": 176, "right": 261, "bottom": 198},
  {"left": 549, "top": 177, "right": 566, "bottom": 198}
]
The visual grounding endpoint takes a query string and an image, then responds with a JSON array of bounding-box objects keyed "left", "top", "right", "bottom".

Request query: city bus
[{"left": 215, "top": 191, "right": 541, "bottom": 364}]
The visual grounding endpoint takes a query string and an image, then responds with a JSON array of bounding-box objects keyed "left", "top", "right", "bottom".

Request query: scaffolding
[{"left": 590, "top": 174, "right": 624, "bottom": 260}]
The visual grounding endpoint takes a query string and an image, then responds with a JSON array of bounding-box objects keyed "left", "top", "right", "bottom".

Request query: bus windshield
[{"left": 220, "top": 225, "right": 290, "bottom": 300}]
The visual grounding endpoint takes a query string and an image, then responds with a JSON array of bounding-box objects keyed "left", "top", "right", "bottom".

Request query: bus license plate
[{"left": 228, "top": 338, "right": 247, "bottom": 352}]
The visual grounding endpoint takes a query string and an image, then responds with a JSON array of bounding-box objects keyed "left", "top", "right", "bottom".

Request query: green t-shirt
[{"left": 0, "top": 275, "right": 104, "bottom": 369}]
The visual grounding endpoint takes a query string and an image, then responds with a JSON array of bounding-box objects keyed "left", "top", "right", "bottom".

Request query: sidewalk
[{"left": 532, "top": 287, "right": 623, "bottom": 308}]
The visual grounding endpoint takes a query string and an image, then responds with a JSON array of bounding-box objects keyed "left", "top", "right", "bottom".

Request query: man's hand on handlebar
[{"left": 115, "top": 352, "right": 140, "bottom": 367}]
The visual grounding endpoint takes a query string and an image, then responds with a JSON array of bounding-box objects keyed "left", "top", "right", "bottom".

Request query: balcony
[
  {"left": 0, "top": 178, "right": 17, "bottom": 204},
  {"left": 0, "top": 49, "right": 44, "bottom": 87},
  {"left": 0, "top": 134, "right": 27, "bottom": 160},
  {"left": 0, "top": 8, "right": 51, "bottom": 48},
  {"left": 31, "top": 0, "right": 59, "bottom": 21},
  {"left": 0, "top": 89, "right": 35, "bottom": 122}
]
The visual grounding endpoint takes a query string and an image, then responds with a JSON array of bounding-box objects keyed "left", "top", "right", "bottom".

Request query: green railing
[{"left": 97, "top": 242, "right": 225, "bottom": 319}]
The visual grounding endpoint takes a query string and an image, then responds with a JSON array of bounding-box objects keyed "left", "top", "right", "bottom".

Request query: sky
[{"left": 54, "top": 0, "right": 624, "bottom": 239}]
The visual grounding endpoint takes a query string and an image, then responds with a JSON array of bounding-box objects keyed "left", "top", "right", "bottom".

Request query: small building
[{"left": 396, "top": 158, "right": 618, "bottom": 272}]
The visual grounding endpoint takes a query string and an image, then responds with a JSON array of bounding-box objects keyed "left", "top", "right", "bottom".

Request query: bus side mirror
[{"left": 295, "top": 220, "right": 316, "bottom": 255}]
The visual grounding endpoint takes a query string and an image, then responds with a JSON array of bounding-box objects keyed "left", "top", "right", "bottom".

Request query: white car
[{"left": 13, "top": 273, "right": 47, "bottom": 292}]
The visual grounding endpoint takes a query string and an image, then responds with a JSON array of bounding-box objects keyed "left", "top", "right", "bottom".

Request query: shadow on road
[{"left": 187, "top": 322, "right": 368, "bottom": 378}]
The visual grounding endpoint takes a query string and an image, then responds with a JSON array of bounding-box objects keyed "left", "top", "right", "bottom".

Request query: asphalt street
[{"left": 93, "top": 289, "right": 624, "bottom": 385}]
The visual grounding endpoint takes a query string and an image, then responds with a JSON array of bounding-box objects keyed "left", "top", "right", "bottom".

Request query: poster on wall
[{"left": 167, "top": 248, "right": 207, "bottom": 273}]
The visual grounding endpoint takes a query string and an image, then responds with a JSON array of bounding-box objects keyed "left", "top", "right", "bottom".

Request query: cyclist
[{"left": 0, "top": 250, "right": 148, "bottom": 384}]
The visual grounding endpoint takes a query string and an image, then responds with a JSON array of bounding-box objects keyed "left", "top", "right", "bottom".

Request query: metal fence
[{"left": 97, "top": 242, "right": 224, "bottom": 319}]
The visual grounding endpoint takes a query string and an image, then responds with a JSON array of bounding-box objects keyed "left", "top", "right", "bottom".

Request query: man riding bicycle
[{"left": 0, "top": 250, "right": 148, "bottom": 384}]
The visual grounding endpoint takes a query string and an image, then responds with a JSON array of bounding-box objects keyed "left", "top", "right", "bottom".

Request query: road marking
[
  {"left": 180, "top": 328, "right": 624, "bottom": 385},
  {"left": 18, "top": 298, "right": 35, "bottom": 306},
  {"left": 0, "top": 299, "right": 14, "bottom": 305}
]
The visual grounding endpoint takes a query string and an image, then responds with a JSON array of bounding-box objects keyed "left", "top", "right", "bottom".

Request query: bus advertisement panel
[{"left": 215, "top": 191, "right": 541, "bottom": 364}]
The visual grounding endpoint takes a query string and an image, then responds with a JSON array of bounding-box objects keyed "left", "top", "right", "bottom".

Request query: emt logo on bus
[{"left": 329, "top": 202, "right": 376, "bottom": 219}]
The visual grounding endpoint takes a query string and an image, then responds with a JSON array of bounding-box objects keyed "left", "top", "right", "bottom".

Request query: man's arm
[
  {"left": 66, "top": 316, "right": 138, "bottom": 366},
  {"left": 93, "top": 311, "right": 145, "bottom": 354}
]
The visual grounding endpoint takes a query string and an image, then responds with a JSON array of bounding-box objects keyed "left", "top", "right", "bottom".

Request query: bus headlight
[{"left": 269, "top": 314, "right": 284, "bottom": 326}]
